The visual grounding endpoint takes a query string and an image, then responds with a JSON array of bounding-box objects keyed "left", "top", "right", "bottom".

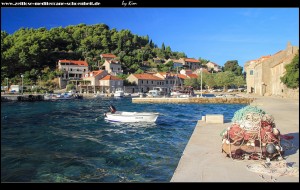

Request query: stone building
[{"left": 244, "top": 42, "right": 299, "bottom": 98}]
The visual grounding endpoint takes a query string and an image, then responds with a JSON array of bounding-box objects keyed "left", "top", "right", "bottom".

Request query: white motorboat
[
  {"left": 114, "top": 88, "right": 124, "bottom": 97},
  {"left": 104, "top": 105, "right": 159, "bottom": 122},
  {"left": 105, "top": 111, "right": 159, "bottom": 122}
]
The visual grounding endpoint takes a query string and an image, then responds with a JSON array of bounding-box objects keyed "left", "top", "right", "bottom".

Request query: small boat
[
  {"left": 44, "top": 91, "right": 82, "bottom": 100},
  {"left": 114, "top": 88, "right": 124, "bottom": 97},
  {"left": 104, "top": 105, "right": 159, "bottom": 122}
]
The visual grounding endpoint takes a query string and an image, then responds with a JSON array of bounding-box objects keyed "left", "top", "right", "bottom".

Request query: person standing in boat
[{"left": 109, "top": 105, "right": 116, "bottom": 114}]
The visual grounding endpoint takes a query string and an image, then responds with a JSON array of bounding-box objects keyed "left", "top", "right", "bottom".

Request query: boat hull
[{"left": 104, "top": 111, "right": 159, "bottom": 122}]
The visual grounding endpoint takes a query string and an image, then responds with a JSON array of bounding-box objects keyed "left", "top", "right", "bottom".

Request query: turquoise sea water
[{"left": 1, "top": 97, "right": 246, "bottom": 182}]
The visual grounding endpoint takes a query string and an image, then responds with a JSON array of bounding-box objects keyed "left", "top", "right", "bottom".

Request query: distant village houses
[{"left": 56, "top": 53, "right": 215, "bottom": 95}]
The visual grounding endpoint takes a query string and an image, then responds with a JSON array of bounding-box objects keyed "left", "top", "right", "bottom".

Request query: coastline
[{"left": 171, "top": 94, "right": 299, "bottom": 182}]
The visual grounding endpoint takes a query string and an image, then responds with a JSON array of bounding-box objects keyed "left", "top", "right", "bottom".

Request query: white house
[
  {"left": 103, "top": 59, "right": 123, "bottom": 76},
  {"left": 206, "top": 62, "right": 222, "bottom": 72},
  {"left": 57, "top": 59, "right": 89, "bottom": 88}
]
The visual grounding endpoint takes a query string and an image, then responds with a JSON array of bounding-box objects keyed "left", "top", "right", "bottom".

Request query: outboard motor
[{"left": 109, "top": 105, "right": 116, "bottom": 113}]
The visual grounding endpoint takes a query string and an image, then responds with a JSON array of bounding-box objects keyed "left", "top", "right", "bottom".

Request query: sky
[{"left": 1, "top": 8, "right": 299, "bottom": 67}]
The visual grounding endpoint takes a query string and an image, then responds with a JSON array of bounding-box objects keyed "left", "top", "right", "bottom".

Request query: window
[
  {"left": 250, "top": 70, "right": 254, "bottom": 75},
  {"left": 70, "top": 68, "right": 73, "bottom": 71},
  {"left": 151, "top": 81, "right": 153, "bottom": 84},
  {"left": 147, "top": 80, "right": 148, "bottom": 84},
  {"left": 142, "top": 80, "right": 143, "bottom": 84}
]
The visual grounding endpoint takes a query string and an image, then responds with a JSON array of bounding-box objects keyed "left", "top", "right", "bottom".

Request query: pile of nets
[{"left": 221, "top": 105, "right": 283, "bottom": 161}]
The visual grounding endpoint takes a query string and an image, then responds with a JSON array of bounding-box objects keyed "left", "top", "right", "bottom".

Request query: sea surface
[{"left": 1, "top": 97, "right": 246, "bottom": 182}]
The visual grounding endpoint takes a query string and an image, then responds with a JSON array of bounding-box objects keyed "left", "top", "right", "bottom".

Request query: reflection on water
[{"left": 1, "top": 97, "right": 246, "bottom": 182}]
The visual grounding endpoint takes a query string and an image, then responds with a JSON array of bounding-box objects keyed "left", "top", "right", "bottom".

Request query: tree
[
  {"left": 201, "top": 72, "right": 216, "bottom": 89},
  {"left": 1, "top": 23, "right": 195, "bottom": 84},
  {"left": 233, "top": 75, "right": 246, "bottom": 88},
  {"left": 184, "top": 78, "right": 199, "bottom": 89},
  {"left": 66, "top": 83, "right": 75, "bottom": 91},
  {"left": 215, "top": 71, "right": 235, "bottom": 90},
  {"left": 198, "top": 58, "right": 210, "bottom": 66},
  {"left": 161, "top": 42, "right": 165, "bottom": 51},
  {"left": 224, "top": 60, "right": 243, "bottom": 76},
  {"left": 280, "top": 52, "right": 299, "bottom": 89}
]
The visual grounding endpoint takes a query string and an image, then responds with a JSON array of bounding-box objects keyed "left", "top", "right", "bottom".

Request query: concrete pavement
[{"left": 171, "top": 94, "right": 299, "bottom": 182}]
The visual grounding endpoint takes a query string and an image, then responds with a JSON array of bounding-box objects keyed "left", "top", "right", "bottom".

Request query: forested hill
[{"left": 1, "top": 23, "right": 187, "bottom": 80}]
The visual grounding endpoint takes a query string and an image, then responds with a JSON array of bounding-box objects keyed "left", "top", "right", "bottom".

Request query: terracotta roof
[
  {"left": 177, "top": 74, "right": 188, "bottom": 79},
  {"left": 184, "top": 58, "right": 200, "bottom": 63},
  {"left": 207, "top": 62, "right": 219, "bottom": 66},
  {"left": 101, "top": 75, "right": 122, "bottom": 81},
  {"left": 59, "top": 59, "right": 88, "bottom": 66},
  {"left": 101, "top": 53, "right": 116, "bottom": 58},
  {"left": 132, "top": 73, "right": 163, "bottom": 80},
  {"left": 107, "top": 60, "right": 120, "bottom": 64},
  {"left": 187, "top": 74, "right": 198, "bottom": 79},
  {"left": 88, "top": 70, "right": 104, "bottom": 77}
]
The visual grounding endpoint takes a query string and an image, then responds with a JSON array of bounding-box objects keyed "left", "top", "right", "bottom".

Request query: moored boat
[
  {"left": 104, "top": 105, "right": 159, "bottom": 122},
  {"left": 105, "top": 111, "right": 159, "bottom": 122},
  {"left": 114, "top": 88, "right": 124, "bottom": 97}
]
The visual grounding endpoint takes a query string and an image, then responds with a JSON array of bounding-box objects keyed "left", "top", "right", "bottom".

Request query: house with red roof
[
  {"left": 154, "top": 72, "right": 178, "bottom": 93},
  {"left": 126, "top": 73, "right": 166, "bottom": 93},
  {"left": 100, "top": 75, "right": 123, "bottom": 93},
  {"left": 180, "top": 69, "right": 198, "bottom": 79},
  {"left": 206, "top": 62, "right": 222, "bottom": 72},
  {"left": 180, "top": 58, "right": 201, "bottom": 70},
  {"left": 57, "top": 59, "right": 89, "bottom": 88},
  {"left": 103, "top": 59, "right": 123, "bottom": 76},
  {"left": 100, "top": 53, "right": 117, "bottom": 61},
  {"left": 79, "top": 70, "right": 108, "bottom": 93},
  {"left": 193, "top": 68, "right": 210, "bottom": 75},
  {"left": 164, "top": 58, "right": 185, "bottom": 69}
]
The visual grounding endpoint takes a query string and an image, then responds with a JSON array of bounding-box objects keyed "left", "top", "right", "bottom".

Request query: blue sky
[{"left": 1, "top": 8, "right": 299, "bottom": 67}]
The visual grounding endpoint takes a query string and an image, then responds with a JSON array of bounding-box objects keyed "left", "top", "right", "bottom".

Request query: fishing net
[
  {"left": 221, "top": 105, "right": 298, "bottom": 180},
  {"left": 221, "top": 105, "right": 282, "bottom": 161}
]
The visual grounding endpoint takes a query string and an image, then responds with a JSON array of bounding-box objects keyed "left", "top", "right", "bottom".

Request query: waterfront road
[{"left": 171, "top": 94, "right": 299, "bottom": 182}]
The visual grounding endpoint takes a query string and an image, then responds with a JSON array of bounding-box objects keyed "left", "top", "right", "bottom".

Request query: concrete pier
[
  {"left": 171, "top": 95, "right": 299, "bottom": 182},
  {"left": 132, "top": 97, "right": 254, "bottom": 104}
]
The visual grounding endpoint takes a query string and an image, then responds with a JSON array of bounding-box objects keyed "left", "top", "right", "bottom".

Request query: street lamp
[
  {"left": 5, "top": 77, "right": 8, "bottom": 92},
  {"left": 200, "top": 68, "right": 203, "bottom": 97},
  {"left": 21, "top": 74, "right": 24, "bottom": 94}
]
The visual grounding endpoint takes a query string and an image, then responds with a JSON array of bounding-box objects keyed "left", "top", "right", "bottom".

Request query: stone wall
[
  {"left": 245, "top": 42, "right": 299, "bottom": 99},
  {"left": 132, "top": 97, "right": 254, "bottom": 104}
]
